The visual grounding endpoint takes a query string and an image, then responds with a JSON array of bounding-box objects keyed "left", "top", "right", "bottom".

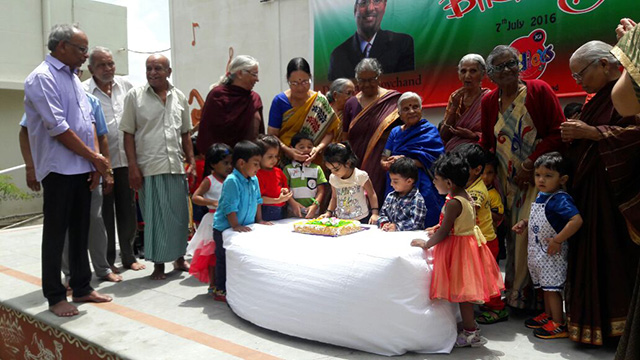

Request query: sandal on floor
[{"left": 476, "top": 309, "right": 509, "bottom": 324}]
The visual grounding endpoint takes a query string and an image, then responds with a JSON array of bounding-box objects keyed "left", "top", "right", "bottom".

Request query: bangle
[
  {"left": 326, "top": 209, "right": 334, "bottom": 216},
  {"left": 106, "top": 168, "right": 114, "bottom": 175},
  {"left": 521, "top": 162, "right": 533, "bottom": 172},
  {"left": 311, "top": 198, "right": 319, "bottom": 206}
]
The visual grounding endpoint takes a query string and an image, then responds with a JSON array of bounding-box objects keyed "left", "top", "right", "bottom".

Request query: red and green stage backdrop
[{"left": 311, "top": 0, "right": 639, "bottom": 108}]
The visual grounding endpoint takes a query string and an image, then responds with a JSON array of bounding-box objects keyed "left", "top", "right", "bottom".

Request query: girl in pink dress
[
  {"left": 412, "top": 153, "right": 504, "bottom": 348},
  {"left": 187, "top": 144, "right": 232, "bottom": 292}
]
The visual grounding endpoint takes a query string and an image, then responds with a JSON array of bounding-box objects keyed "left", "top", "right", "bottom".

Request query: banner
[{"left": 311, "top": 0, "right": 639, "bottom": 107}]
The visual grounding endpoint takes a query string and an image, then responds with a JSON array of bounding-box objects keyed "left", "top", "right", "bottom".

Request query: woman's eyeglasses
[
  {"left": 490, "top": 59, "right": 519, "bottom": 73},
  {"left": 571, "top": 59, "right": 599, "bottom": 81},
  {"left": 288, "top": 80, "right": 311, "bottom": 87}
]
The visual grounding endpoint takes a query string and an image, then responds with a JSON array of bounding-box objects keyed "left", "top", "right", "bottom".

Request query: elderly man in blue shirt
[{"left": 22, "top": 24, "right": 113, "bottom": 317}]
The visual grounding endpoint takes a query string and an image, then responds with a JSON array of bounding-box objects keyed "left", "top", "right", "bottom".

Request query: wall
[
  {"left": 0, "top": 0, "right": 127, "bottom": 219},
  {"left": 169, "top": 0, "right": 311, "bottom": 124}
]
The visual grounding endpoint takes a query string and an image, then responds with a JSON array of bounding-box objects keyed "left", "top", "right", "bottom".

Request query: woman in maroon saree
[
  {"left": 440, "top": 54, "right": 490, "bottom": 152},
  {"left": 343, "top": 58, "right": 402, "bottom": 208},
  {"left": 562, "top": 40, "right": 640, "bottom": 346},
  {"left": 612, "top": 19, "right": 640, "bottom": 360},
  {"left": 197, "top": 55, "right": 264, "bottom": 153}
]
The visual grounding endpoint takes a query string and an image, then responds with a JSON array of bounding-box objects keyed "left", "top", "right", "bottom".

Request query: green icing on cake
[{"left": 306, "top": 219, "right": 353, "bottom": 227}]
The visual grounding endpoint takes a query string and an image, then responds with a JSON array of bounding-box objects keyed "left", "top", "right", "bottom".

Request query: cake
[{"left": 293, "top": 217, "right": 362, "bottom": 237}]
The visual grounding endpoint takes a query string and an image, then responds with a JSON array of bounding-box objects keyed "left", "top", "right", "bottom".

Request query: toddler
[
  {"left": 284, "top": 132, "right": 328, "bottom": 218},
  {"left": 321, "top": 142, "right": 379, "bottom": 224},
  {"left": 512, "top": 152, "right": 582, "bottom": 339},
  {"left": 212, "top": 140, "right": 272, "bottom": 302},
  {"left": 256, "top": 135, "right": 294, "bottom": 221},
  {"left": 378, "top": 157, "right": 427, "bottom": 231},
  {"left": 411, "top": 153, "right": 504, "bottom": 348},
  {"left": 188, "top": 143, "right": 232, "bottom": 292}
]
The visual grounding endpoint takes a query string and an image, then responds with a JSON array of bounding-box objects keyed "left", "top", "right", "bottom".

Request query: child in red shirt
[{"left": 256, "top": 135, "right": 295, "bottom": 221}]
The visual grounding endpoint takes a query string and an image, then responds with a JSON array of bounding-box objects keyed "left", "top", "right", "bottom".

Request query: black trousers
[
  {"left": 214, "top": 229, "right": 226, "bottom": 291},
  {"left": 41, "top": 172, "right": 93, "bottom": 306}
]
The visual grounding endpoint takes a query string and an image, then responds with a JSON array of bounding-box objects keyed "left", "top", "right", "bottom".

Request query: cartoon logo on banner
[
  {"left": 558, "top": 0, "right": 605, "bottom": 14},
  {"left": 510, "top": 29, "right": 555, "bottom": 79}
]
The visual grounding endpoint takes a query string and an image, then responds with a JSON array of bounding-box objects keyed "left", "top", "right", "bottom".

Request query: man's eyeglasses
[
  {"left": 66, "top": 42, "right": 88, "bottom": 54},
  {"left": 490, "top": 59, "right": 519, "bottom": 73},
  {"left": 571, "top": 59, "right": 599, "bottom": 81},
  {"left": 288, "top": 80, "right": 311, "bottom": 87},
  {"left": 356, "top": 76, "right": 379, "bottom": 84},
  {"left": 357, "top": 0, "right": 385, "bottom": 7}
]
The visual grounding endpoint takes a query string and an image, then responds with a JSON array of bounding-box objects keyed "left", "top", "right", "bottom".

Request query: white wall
[
  {"left": 169, "top": 0, "right": 311, "bottom": 123},
  {"left": 0, "top": 0, "right": 127, "bottom": 219}
]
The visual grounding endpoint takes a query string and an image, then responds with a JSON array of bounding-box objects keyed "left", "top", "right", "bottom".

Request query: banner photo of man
[{"left": 312, "top": 0, "right": 639, "bottom": 107}]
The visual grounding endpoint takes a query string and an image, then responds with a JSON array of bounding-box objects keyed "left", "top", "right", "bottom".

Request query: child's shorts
[
  {"left": 528, "top": 239, "right": 568, "bottom": 292},
  {"left": 262, "top": 205, "right": 286, "bottom": 221}
]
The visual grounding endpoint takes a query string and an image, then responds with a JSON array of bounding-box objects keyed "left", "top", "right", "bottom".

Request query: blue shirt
[
  {"left": 535, "top": 191, "right": 580, "bottom": 234},
  {"left": 268, "top": 92, "right": 292, "bottom": 129},
  {"left": 85, "top": 93, "right": 108, "bottom": 136},
  {"left": 378, "top": 187, "right": 427, "bottom": 231},
  {"left": 24, "top": 54, "right": 96, "bottom": 181},
  {"left": 214, "top": 168, "right": 263, "bottom": 231}
]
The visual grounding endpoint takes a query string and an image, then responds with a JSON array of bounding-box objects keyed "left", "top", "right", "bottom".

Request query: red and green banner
[{"left": 312, "top": 0, "right": 639, "bottom": 107}]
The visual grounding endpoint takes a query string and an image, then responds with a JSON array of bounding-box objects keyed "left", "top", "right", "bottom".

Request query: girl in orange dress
[{"left": 411, "top": 153, "right": 504, "bottom": 348}]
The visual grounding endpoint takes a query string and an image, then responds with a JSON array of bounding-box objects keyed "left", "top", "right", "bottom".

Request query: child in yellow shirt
[{"left": 453, "top": 144, "right": 508, "bottom": 324}]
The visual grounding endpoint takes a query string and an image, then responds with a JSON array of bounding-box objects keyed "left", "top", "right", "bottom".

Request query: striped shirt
[{"left": 284, "top": 161, "right": 327, "bottom": 207}]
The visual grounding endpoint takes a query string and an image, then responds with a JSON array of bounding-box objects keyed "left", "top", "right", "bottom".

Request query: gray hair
[
  {"left": 219, "top": 55, "right": 259, "bottom": 86},
  {"left": 458, "top": 53, "right": 487, "bottom": 75},
  {"left": 570, "top": 40, "right": 619, "bottom": 67},
  {"left": 327, "top": 78, "right": 353, "bottom": 103},
  {"left": 355, "top": 58, "right": 383, "bottom": 78},
  {"left": 486, "top": 45, "right": 520, "bottom": 73},
  {"left": 47, "top": 24, "right": 80, "bottom": 52},
  {"left": 89, "top": 46, "right": 112, "bottom": 67},
  {"left": 397, "top": 91, "right": 423, "bottom": 109}
]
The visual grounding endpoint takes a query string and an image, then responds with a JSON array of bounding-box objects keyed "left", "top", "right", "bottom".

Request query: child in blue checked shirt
[
  {"left": 212, "top": 140, "right": 272, "bottom": 302},
  {"left": 378, "top": 157, "right": 427, "bottom": 231}
]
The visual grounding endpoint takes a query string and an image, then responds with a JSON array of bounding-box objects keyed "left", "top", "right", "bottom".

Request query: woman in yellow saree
[{"left": 268, "top": 57, "right": 340, "bottom": 164}]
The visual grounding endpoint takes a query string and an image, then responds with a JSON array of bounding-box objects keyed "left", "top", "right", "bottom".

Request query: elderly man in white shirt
[
  {"left": 120, "top": 54, "right": 196, "bottom": 280},
  {"left": 83, "top": 46, "right": 144, "bottom": 272}
]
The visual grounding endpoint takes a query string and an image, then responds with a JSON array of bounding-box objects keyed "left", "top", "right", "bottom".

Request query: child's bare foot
[
  {"left": 49, "top": 300, "right": 79, "bottom": 317},
  {"left": 110, "top": 265, "right": 120, "bottom": 274},
  {"left": 101, "top": 273, "right": 123, "bottom": 282},
  {"left": 126, "top": 262, "right": 146, "bottom": 271},
  {"left": 72, "top": 290, "right": 112, "bottom": 303},
  {"left": 173, "top": 257, "right": 190, "bottom": 272},
  {"left": 150, "top": 263, "right": 166, "bottom": 280}
]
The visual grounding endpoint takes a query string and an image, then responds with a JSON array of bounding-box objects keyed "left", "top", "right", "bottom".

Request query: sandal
[{"left": 476, "top": 309, "right": 509, "bottom": 324}]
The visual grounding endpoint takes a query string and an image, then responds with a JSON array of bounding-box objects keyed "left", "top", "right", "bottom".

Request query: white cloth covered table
[{"left": 223, "top": 219, "right": 458, "bottom": 356}]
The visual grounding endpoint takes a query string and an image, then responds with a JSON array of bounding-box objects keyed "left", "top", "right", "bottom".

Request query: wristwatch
[{"left": 106, "top": 168, "right": 114, "bottom": 175}]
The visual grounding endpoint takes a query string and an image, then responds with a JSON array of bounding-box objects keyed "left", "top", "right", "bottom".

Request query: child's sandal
[{"left": 476, "top": 309, "right": 509, "bottom": 324}]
